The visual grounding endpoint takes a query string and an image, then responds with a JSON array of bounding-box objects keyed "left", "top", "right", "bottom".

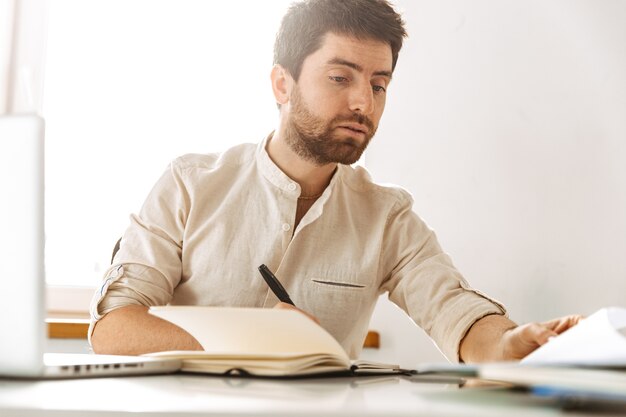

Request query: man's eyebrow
[{"left": 327, "top": 57, "right": 392, "bottom": 79}]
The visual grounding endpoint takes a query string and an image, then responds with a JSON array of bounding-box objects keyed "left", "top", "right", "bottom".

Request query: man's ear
[{"left": 271, "top": 64, "right": 292, "bottom": 106}]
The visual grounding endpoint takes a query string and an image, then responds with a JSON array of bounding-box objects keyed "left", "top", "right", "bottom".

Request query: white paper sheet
[{"left": 522, "top": 306, "right": 626, "bottom": 366}]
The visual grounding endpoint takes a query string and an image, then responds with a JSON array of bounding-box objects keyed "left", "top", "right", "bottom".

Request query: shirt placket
[{"left": 280, "top": 181, "right": 299, "bottom": 253}]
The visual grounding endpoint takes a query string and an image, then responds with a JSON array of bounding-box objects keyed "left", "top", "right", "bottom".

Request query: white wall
[
  {"left": 0, "top": 0, "right": 15, "bottom": 113},
  {"left": 0, "top": 0, "right": 48, "bottom": 114},
  {"left": 362, "top": 0, "right": 626, "bottom": 367}
]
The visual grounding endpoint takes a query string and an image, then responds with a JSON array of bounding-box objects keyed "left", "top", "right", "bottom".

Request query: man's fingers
[
  {"left": 541, "top": 315, "right": 584, "bottom": 334},
  {"left": 504, "top": 315, "right": 584, "bottom": 360},
  {"left": 521, "top": 322, "right": 558, "bottom": 346},
  {"left": 525, "top": 314, "right": 584, "bottom": 347}
]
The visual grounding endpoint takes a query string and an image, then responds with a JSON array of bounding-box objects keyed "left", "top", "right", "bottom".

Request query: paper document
[{"left": 522, "top": 306, "right": 626, "bottom": 366}]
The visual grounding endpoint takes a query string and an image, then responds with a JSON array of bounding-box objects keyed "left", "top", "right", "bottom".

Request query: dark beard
[{"left": 283, "top": 86, "right": 376, "bottom": 166}]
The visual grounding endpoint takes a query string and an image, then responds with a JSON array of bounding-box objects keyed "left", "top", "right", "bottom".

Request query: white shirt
[{"left": 90, "top": 137, "right": 506, "bottom": 361}]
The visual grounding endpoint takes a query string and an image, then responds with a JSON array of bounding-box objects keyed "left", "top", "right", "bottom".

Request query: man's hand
[
  {"left": 273, "top": 302, "right": 320, "bottom": 324},
  {"left": 460, "top": 313, "right": 583, "bottom": 363},
  {"left": 500, "top": 315, "right": 584, "bottom": 360}
]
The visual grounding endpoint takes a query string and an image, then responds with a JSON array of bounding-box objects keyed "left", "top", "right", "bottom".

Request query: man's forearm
[
  {"left": 91, "top": 305, "right": 203, "bottom": 355},
  {"left": 460, "top": 313, "right": 584, "bottom": 363},
  {"left": 459, "top": 314, "right": 517, "bottom": 363}
]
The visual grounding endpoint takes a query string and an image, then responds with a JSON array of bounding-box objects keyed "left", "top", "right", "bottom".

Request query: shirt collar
[{"left": 255, "top": 132, "right": 343, "bottom": 199}]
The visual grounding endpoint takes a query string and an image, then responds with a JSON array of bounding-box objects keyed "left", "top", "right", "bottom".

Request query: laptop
[{"left": 0, "top": 115, "right": 181, "bottom": 378}]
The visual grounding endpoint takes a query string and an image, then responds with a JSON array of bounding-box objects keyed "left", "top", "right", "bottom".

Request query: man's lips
[{"left": 337, "top": 122, "right": 369, "bottom": 135}]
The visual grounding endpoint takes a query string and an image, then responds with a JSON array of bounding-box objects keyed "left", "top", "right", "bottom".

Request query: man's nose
[{"left": 348, "top": 82, "right": 374, "bottom": 115}]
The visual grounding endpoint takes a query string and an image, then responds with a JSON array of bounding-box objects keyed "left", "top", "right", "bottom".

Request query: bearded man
[{"left": 90, "top": 0, "right": 580, "bottom": 363}]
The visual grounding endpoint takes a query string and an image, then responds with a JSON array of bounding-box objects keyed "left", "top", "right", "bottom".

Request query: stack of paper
[{"left": 479, "top": 307, "right": 626, "bottom": 403}]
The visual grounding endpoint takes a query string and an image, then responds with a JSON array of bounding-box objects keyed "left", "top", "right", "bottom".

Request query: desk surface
[{"left": 0, "top": 373, "right": 623, "bottom": 417}]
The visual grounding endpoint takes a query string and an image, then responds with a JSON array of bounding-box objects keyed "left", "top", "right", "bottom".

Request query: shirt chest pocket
[
  {"left": 299, "top": 273, "right": 376, "bottom": 319},
  {"left": 310, "top": 278, "right": 367, "bottom": 289},
  {"left": 296, "top": 273, "right": 377, "bottom": 350}
]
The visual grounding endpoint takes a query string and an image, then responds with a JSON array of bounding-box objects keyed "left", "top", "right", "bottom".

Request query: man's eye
[
  {"left": 329, "top": 76, "right": 348, "bottom": 83},
  {"left": 373, "top": 85, "right": 387, "bottom": 93}
]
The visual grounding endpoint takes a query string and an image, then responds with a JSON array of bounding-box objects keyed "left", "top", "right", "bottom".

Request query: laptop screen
[{"left": 0, "top": 115, "right": 46, "bottom": 376}]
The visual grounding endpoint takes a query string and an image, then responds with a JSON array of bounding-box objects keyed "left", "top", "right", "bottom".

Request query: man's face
[{"left": 283, "top": 33, "right": 393, "bottom": 166}]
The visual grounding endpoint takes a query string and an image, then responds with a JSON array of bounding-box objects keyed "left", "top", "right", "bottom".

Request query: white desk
[{"left": 0, "top": 374, "right": 622, "bottom": 416}]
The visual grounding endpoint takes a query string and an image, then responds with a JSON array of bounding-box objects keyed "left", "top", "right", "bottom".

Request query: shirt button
[
  {"left": 282, "top": 223, "right": 291, "bottom": 232},
  {"left": 288, "top": 183, "right": 297, "bottom": 191}
]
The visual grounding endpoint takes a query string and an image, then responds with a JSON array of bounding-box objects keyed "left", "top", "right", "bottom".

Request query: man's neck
[{"left": 266, "top": 131, "right": 336, "bottom": 197}]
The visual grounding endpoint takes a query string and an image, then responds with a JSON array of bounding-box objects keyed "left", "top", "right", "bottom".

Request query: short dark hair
[{"left": 274, "top": 0, "right": 407, "bottom": 81}]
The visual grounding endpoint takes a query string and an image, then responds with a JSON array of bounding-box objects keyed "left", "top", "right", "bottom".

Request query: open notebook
[{"left": 145, "top": 306, "right": 410, "bottom": 377}]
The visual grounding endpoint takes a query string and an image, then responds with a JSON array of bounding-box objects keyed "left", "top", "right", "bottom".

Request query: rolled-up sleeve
[
  {"left": 380, "top": 191, "right": 506, "bottom": 363},
  {"left": 88, "top": 160, "right": 190, "bottom": 344}
]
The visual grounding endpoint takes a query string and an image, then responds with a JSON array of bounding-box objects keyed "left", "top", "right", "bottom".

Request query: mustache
[{"left": 332, "top": 113, "right": 375, "bottom": 133}]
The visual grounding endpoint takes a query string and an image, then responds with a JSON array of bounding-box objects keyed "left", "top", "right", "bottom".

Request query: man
[{"left": 90, "top": 0, "right": 580, "bottom": 362}]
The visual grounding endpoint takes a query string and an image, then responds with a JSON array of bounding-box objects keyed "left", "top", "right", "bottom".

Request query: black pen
[{"left": 258, "top": 264, "right": 295, "bottom": 306}]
